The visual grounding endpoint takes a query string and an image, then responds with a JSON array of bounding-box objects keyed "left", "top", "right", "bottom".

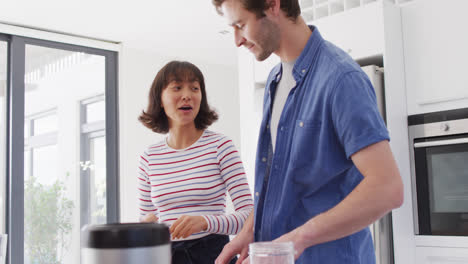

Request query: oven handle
[{"left": 414, "top": 137, "right": 468, "bottom": 148}]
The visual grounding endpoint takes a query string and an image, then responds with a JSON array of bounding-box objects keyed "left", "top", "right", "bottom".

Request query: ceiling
[{"left": 0, "top": 0, "right": 237, "bottom": 66}]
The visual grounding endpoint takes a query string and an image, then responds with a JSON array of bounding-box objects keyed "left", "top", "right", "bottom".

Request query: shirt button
[
  {"left": 302, "top": 69, "right": 306, "bottom": 74},
  {"left": 262, "top": 157, "right": 267, "bottom": 162},
  {"left": 299, "top": 122, "right": 304, "bottom": 127},
  {"left": 266, "top": 124, "right": 269, "bottom": 129},
  {"left": 280, "top": 126, "right": 284, "bottom": 131},
  {"left": 255, "top": 192, "right": 259, "bottom": 197},
  {"left": 274, "top": 165, "right": 279, "bottom": 170}
]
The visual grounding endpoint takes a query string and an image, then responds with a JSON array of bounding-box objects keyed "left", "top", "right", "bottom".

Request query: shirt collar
[
  {"left": 292, "top": 25, "right": 323, "bottom": 80},
  {"left": 269, "top": 62, "right": 282, "bottom": 83},
  {"left": 270, "top": 25, "right": 324, "bottom": 83}
]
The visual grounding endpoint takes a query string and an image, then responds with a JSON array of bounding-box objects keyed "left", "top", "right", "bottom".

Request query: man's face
[{"left": 221, "top": 0, "right": 280, "bottom": 61}]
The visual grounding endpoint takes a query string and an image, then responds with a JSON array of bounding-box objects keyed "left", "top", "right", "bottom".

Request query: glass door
[
  {"left": 4, "top": 35, "right": 119, "bottom": 264},
  {"left": 23, "top": 45, "right": 111, "bottom": 264}
]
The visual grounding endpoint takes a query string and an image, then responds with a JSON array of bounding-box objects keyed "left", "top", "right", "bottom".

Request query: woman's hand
[
  {"left": 170, "top": 215, "right": 208, "bottom": 239},
  {"left": 140, "top": 213, "right": 158, "bottom": 223}
]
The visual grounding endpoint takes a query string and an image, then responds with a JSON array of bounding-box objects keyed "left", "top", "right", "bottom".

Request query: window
[
  {"left": 4, "top": 34, "right": 119, "bottom": 264},
  {"left": 24, "top": 109, "right": 59, "bottom": 183},
  {"left": 23, "top": 110, "right": 61, "bottom": 264},
  {"left": 80, "top": 95, "right": 107, "bottom": 225}
]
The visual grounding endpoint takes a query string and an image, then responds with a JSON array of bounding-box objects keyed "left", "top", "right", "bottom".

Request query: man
[{"left": 212, "top": 0, "right": 404, "bottom": 263}]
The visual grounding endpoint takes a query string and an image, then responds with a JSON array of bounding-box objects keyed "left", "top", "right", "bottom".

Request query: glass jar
[{"left": 249, "top": 241, "right": 295, "bottom": 264}]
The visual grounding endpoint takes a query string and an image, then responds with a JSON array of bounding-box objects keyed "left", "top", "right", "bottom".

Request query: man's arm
[
  {"left": 216, "top": 211, "right": 255, "bottom": 264},
  {"left": 275, "top": 140, "right": 404, "bottom": 259}
]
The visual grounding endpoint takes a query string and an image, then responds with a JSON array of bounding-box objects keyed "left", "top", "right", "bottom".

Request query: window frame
[
  {"left": 0, "top": 35, "right": 9, "bottom": 237},
  {"left": 4, "top": 33, "right": 119, "bottom": 264}
]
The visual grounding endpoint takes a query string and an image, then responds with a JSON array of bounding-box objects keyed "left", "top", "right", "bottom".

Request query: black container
[{"left": 81, "top": 223, "right": 170, "bottom": 264}]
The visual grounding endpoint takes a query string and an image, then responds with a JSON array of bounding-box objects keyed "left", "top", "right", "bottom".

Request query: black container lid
[{"left": 82, "top": 223, "right": 170, "bottom": 249}]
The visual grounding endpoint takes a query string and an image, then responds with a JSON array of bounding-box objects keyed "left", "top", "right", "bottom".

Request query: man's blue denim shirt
[{"left": 253, "top": 26, "right": 389, "bottom": 263}]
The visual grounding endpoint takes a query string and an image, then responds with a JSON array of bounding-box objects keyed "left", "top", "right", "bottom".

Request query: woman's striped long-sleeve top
[{"left": 137, "top": 130, "right": 253, "bottom": 241}]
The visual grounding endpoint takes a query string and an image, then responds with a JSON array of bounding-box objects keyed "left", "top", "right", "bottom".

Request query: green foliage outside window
[{"left": 24, "top": 174, "right": 74, "bottom": 264}]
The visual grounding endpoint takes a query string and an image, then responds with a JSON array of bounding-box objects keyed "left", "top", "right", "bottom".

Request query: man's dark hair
[
  {"left": 212, "top": 0, "right": 301, "bottom": 21},
  {"left": 138, "top": 61, "right": 218, "bottom": 134}
]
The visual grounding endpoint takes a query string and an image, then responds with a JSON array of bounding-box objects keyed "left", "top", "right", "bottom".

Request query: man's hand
[
  {"left": 215, "top": 229, "right": 253, "bottom": 264},
  {"left": 169, "top": 215, "right": 208, "bottom": 239},
  {"left": 273, "top": 227, "right": 307, "bottom": 260},
  {"left": 140, "top": 213, "right": 158, "bottom": 223}
]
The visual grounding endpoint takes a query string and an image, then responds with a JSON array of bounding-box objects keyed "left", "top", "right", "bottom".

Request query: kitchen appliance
[
  {"left": 81, "top": 223, "right": 171, "bottom": 264},
  {"left": 408, "top": 108, "right": 468, "bottom": 236},
  {"left": 361, "top": 65, "right": 394, "bottom": 264}
]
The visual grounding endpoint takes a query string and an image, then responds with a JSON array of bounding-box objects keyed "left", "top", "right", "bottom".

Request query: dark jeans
[{"left": 171, "top": 234, "right": 237, "bottom": 264}]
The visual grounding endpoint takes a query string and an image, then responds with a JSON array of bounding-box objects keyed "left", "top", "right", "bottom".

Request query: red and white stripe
[{"left": 137, "top": 130, "right": 253, "bottom": 241}]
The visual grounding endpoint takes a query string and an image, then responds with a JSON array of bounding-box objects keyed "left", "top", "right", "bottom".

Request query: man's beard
[{"left": 254, "top": 17, "right": 280, "bottom": 61}]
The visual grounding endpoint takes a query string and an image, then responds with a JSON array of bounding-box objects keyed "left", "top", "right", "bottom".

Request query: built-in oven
[{"left": 409, "top": 108, "right": 468, "bottom": 236}]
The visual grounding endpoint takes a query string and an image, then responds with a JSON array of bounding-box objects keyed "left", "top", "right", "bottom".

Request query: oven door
[{"left": 413, "top": 135, "right": 468, "bottom": 236}]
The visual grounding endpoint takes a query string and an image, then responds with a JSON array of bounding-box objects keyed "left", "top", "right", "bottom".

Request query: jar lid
[
  {"left": 249, "top": 241, "right": 294, "bottom": 255},
  {"left": 82, "top": 223, "right": 170, "bottom": 249}
]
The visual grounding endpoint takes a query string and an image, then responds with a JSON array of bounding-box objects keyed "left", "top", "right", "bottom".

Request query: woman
[{"left": 137, "top": 61, "right": 253, "bottom": 264}]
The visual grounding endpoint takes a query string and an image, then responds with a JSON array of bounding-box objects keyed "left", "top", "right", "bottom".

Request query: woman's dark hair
[
  {"left": 138, "top": 61, "right": 218, "bottom": 134},
  {"left": 212, "top": 0, "right": 300, "bottom": 21}
]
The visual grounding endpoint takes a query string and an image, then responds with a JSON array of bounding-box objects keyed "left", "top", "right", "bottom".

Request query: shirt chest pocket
[{"left": 289, "top": 119, "right": 324, "bottom": 174}]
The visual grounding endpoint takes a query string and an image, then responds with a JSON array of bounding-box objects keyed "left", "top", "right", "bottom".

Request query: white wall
[
  {"left": 237, "top": 49, "right": 264, "bottom": 194},
  {"left": 118, "top": 46, "right": 240, "bottom": 222}
]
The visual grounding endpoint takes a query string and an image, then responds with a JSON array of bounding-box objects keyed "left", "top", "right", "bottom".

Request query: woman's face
[{"left": 161, "top": 79, "right": 202, "bottom": 129}]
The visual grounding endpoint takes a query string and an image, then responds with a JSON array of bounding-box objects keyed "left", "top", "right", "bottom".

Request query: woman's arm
[
  {"left": 137, "top": 151, "right": 159, "bottom": 220},
  {"left": 203, "top": 137, "right": 254, "bottom": 235}
]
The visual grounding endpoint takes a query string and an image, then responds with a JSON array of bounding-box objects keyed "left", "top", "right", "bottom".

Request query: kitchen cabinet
[
  {"left": 312, "top": 1, "right": 384, "bottom": 61},
  {"left": 401, "top": 0, "right": 468, "bottom": 260},
  {"left": 299, "top": 0, "right": 415, "bottom": 30},
  {"left": 416, "top": 246, "right": 468, "bottom": 264},
  {"left": 403, "top": 0, "right": 468, "bottom": 115}
]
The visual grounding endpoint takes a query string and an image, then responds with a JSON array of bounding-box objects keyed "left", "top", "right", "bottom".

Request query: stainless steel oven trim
[
  {"left": 414, "top": 138, "right": 468, "bottom": 148},
  {"left": 410, "top": 118, "right": 468, "bottom": 139},
  {"left": 408, "top": 126, "right": 420, "bottom": 235},
  {"left": 408, "top": 118, "right": 468, "bottom": 235}
]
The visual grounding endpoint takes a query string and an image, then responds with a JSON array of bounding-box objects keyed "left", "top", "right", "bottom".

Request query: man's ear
[{"left": 266, "top": 0, "right": 281, "bottom": 16}]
